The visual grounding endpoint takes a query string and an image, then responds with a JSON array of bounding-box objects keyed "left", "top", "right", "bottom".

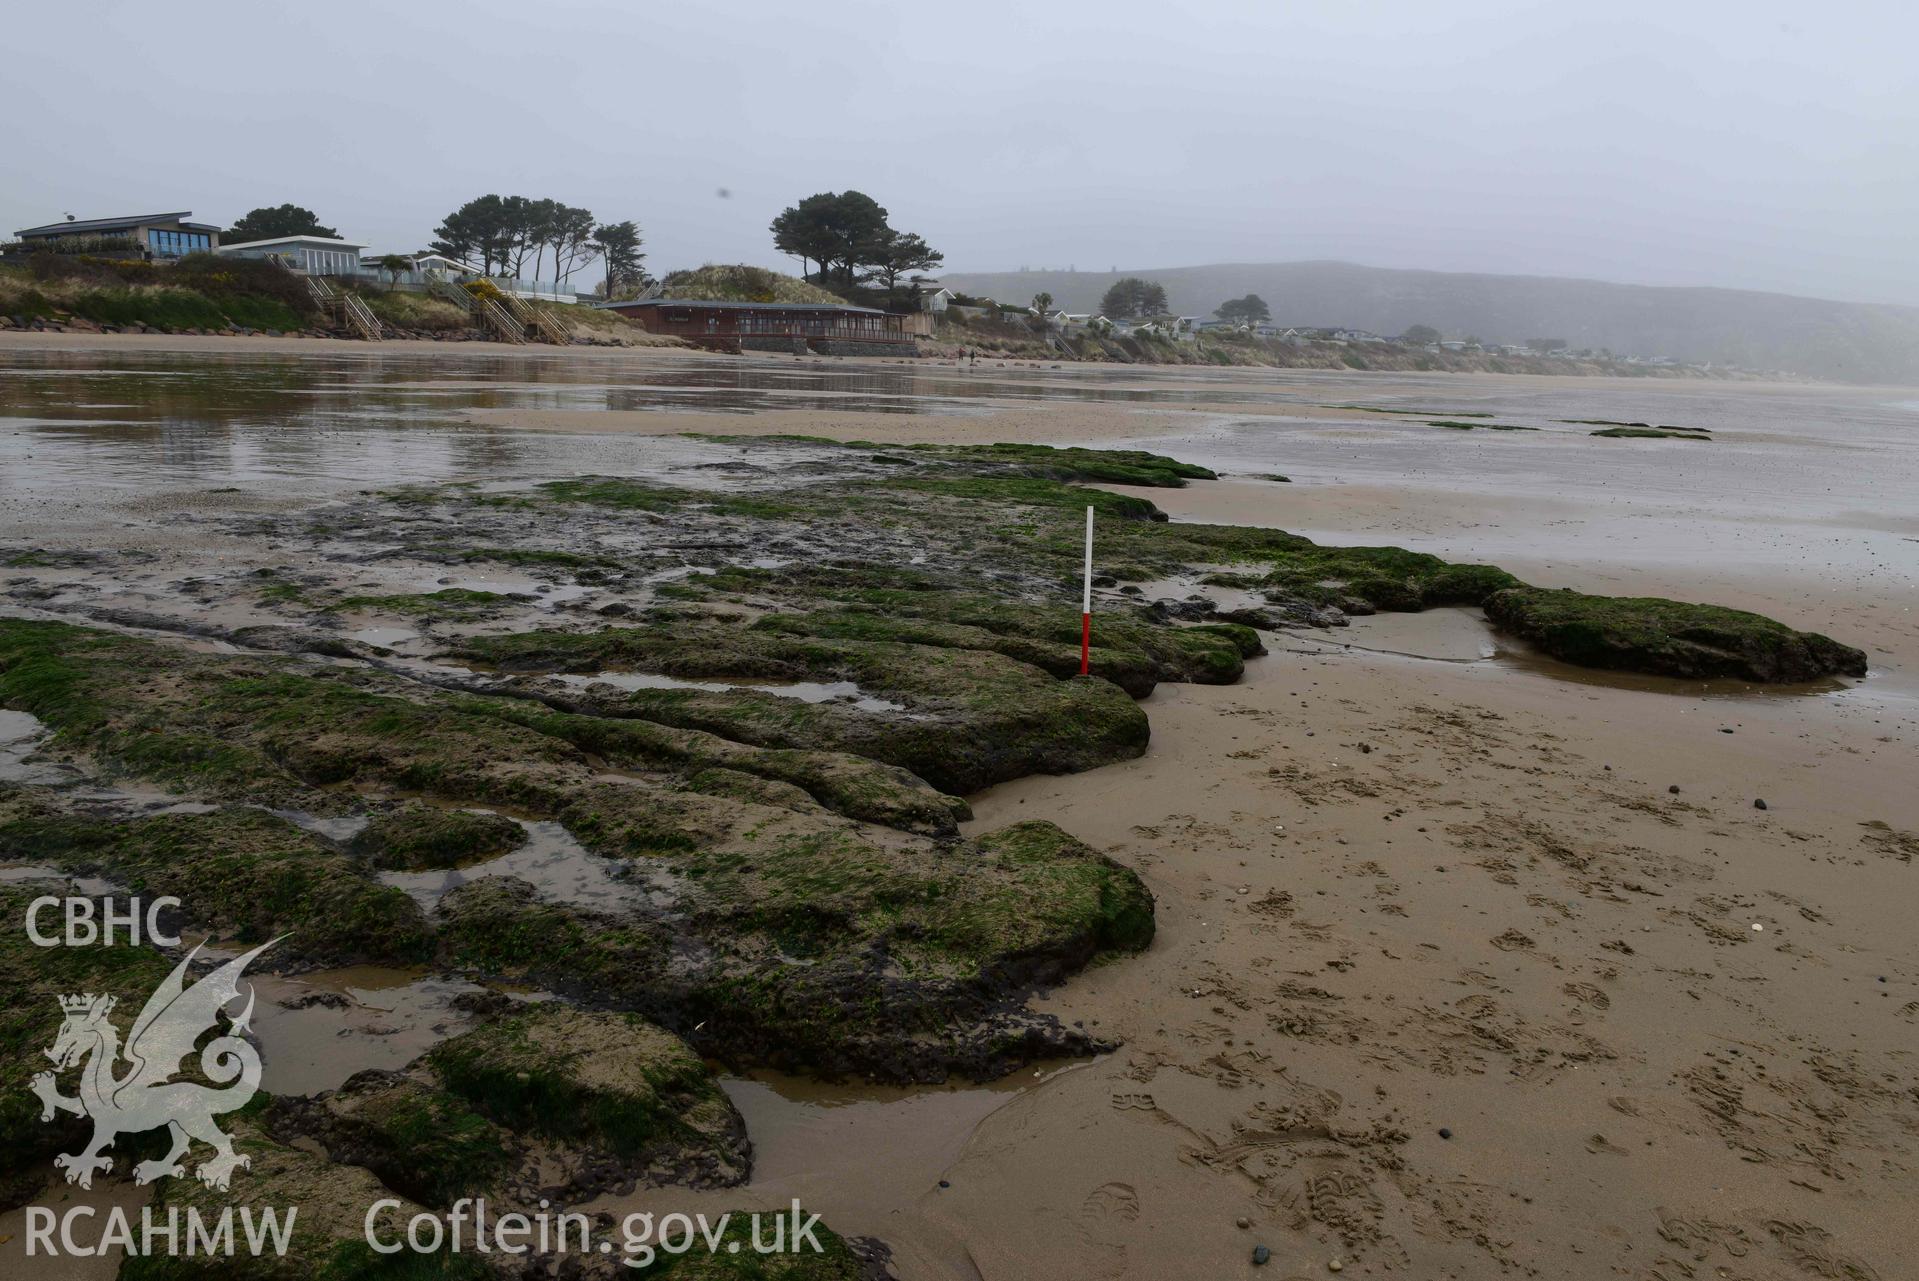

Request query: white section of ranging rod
[
  {"left": 1083, "top": 505, "right": 1094, "bottom": 614},
  {"left": 1080, "top": 505, "right": 1094, "bottom": 677}
]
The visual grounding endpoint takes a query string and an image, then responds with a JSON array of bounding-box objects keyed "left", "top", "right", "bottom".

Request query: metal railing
[
  {"left": 494, "top": 291, "right": 571, "bottom": 345},
  {"left": 298, "top": 274, "right": 381, "bottom": 340},
  {"left": 477, "top": 296, "right": 527, "bottom": 344},
  {"left": 339, "top": 292, "right": 383, "bottom": 341},
  {"left": 421, "top": 271, "right": 535, "bottom": 343}
]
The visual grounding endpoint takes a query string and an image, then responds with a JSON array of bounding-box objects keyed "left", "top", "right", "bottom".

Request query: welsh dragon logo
[{"left": 32, "top": 939, "right": 276, "bottom": 1191}]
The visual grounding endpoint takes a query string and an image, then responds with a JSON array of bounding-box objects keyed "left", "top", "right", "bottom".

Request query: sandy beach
[{"left": 1, "top": 335, "right": 1914, "bottom": 1280}]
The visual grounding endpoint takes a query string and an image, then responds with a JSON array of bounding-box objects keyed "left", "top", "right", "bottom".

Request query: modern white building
[
  {"left": 217, "top": 234, "right": 365, "bottom": 276},
  {"left": 912, "top": 280, "right": 954, "bottom": 314},
  {"left": 407, "top": 253, "right": 471, "bottom": 276}
]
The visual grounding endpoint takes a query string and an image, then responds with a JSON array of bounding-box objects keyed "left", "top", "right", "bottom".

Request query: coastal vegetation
[
  {"left": 769, "top": 190, "right": 942, "bottom": 300},
  {"left": 225, "top": 204, "right": 338, "bottom": 242},
  {"left": 660, "top": 264, "right": 848, "bottom": 305},
  {"left": 1099, "top": 277, "right": 1169, "bottom": 319},
  {"left": 0, "top": 252, "right": 313, "bottom": 333},
  {"left": 427, "top": 195, "right": 648, "bottom": 297},
  {"left": 1214, "top": 293, "right": 1271, "bottom": 324}
]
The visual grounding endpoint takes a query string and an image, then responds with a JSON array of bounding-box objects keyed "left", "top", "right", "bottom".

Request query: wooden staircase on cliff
[
  {"left": 303, "top": 276, "right": 383, "bottom": 341},
  {"left": 424, "top": 273, "right": 571, "bottom": 345},
  {"left": 494, "top": 290, "right": 572, "bottom": 345}
]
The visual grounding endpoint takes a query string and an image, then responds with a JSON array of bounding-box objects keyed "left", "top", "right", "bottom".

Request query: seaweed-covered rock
[
  {"left": 451, "top": 624, "right": 1152, "bottom": 795},
  {"left": 0, "top": 619, "right": 964, "bottom": 837},
  {"left": 1485, "top": 587, "right": 1868, "bottom": 682},
  {"left": 446, "top": 696, "right": 968, "bottom": 838},
  {"left": 349, "top": 804, "right": 528, "bottom": 871},
  {"left": 273, "top": 1006, "right": 746, "bottom": 1207},
  {"left": 428, "top": 1006, "right": 748, "bottom": 1189},
  {"left": 0, "top": 621, "right": 1155, "bottom": 1082},
  {"left": 622, "top": 1210, "right": 891, "bottom": 1279},
  {"left": 0, "top": 804, "right": 432, "bottom": 966},
  {"left": 435, "top": 819, "right": 1148, "bottom": 1081},
  {"left": 120, "top": 1117, "right": 493, "bottom": 1280},
  {"left": 271, "top": 1072, "right": 517, "bottom": 1207}
]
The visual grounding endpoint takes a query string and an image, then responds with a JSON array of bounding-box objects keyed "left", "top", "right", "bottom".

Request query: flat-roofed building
[
  {"left": 598, "top": 299, "right": 916, "bottom": 356},
  {"left": 217, "top": 235, "right": 365, "bottom": 277},
  {"left": 13, "top": 211, "right": 220, "bottom": 259}
]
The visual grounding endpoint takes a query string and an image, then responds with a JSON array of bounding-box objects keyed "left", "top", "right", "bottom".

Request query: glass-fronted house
[
  {"left": 13, "top": 211, "right": 221, "bottom": 259},
  {"left": 148, "top": 228, "right": 213, "bottom": 256},
  {"left": 216, "top": 235, "right": 366, "bottom": 277}
]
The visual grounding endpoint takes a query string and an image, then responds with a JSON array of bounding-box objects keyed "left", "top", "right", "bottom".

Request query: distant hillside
[{"left": 938, "top": 261, "right": 1919, "bottom": 383}]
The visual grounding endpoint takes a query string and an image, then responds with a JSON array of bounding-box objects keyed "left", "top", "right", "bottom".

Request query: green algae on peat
[
  {"left": 349, "top": 804, "right": 528, "bottom": 871},
  {"left": 0, "top": 618, "right": 1153, "bottom": 1081},
  {"left": 273, "top": 1004, "right": 748, "bottom": 1207},
  {"left": 1590, "top": 426, "right": 1712, "bottom": 440},
  {"left": 1485, "top": 588, "right": 1866, "bottom": 681}
]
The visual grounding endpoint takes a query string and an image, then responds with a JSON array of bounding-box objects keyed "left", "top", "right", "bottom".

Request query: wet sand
[{"left": 2, "top": 342, "right": 1916, "bottom": 1278}]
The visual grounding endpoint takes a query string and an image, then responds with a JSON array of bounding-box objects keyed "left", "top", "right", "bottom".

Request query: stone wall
[{"left": 808, "top": 338, "right": 917, "bottom": 358}]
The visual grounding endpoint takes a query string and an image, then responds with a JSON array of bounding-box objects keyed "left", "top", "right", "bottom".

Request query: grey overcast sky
[{"left": 4, "top": 0, "right": 1915, "bottom": 304}]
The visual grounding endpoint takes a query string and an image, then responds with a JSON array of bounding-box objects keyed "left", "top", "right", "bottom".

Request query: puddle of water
[
  {"left": 1308, "top": 605, "right": 1500, "bottom": 663},
  {"left": 249, "top": 966, "right": 486, "bottom": 1095},
  {"left": 587, "top": 1059, "right": 1090, "bottom": 1270},
  {"left": 272, "top": 808, "right": 372, "bottom": 843},
  {"left": 556, "top": 671, "right": 908, "bottom": 714},
  {"left": 0, "top": 707, "right": 86, "bottom": 786},
  {"left": 0, "top": 863, "right": 117, "bottom": 896},
  {"left": 376, "top": 818, "right": 681, "bottom": 914},
  {"left": 1119, "top": 571, "right": 1269, "bottom": 615},
  {"left": 717, "top": 1069, "right": 1042, "bottom": 1199},
  {"left": 348, "top": 626, "right": 420, "bottom": 649}
]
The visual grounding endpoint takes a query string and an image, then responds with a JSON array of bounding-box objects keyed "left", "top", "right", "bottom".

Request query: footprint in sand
[
  {"left": 1563, "top": 981, "right": 1612, "bottom": 1010},
  {"left": 1076, "top": 1182, "right": 1140, "bottom": 1278},
  {"left": 1765, "top": 1220, "right": 1881, "bottom": 1281},
  {"left": 1302, "top": 1163, "right": 1386, "bottom": 1242}
]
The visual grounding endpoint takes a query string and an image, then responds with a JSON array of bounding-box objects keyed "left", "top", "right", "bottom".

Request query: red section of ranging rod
[{"left": 1080, "top": 504, "right": 1094, "bottom": 676}]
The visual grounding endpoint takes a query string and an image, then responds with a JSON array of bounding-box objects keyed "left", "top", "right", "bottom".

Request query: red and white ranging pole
[{"left": 1080, "top": 504, "right": 1094, "bottom": 676}]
